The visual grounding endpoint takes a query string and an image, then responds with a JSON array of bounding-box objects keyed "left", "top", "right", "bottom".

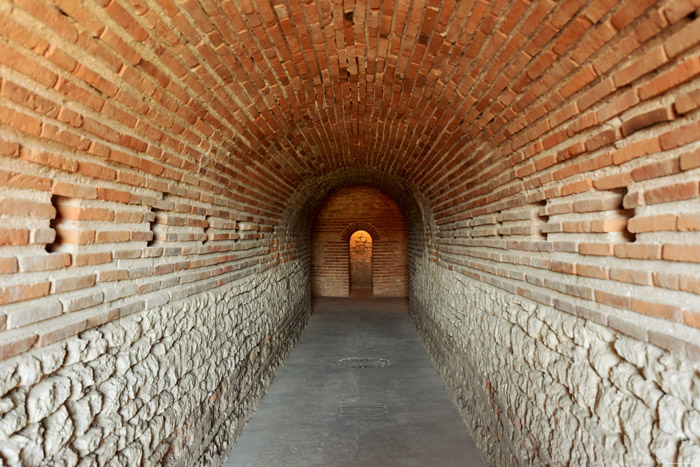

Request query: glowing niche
[{"left": 349, "top": 230, "right": 373, "bottom": 292}]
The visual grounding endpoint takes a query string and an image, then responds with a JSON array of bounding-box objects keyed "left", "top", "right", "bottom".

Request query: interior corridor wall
[
  {"left": 0, "top": 2, "right": 314, "bottom": 464},
  {"left": 404, "top": 2, "right": 700, "bottom": 464}
]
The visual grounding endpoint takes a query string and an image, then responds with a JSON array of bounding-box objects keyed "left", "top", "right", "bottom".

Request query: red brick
[
  {"left": 585, "top": 129, "right": 617, "bottom": 151},
  {"left": 551, "top": 261, "right": 575, "bottom": 274},
  {"left": 5, "top": 301, "right": 62, "bottom": 328},
  {"left": 681, "top": 275, "right": 700, "bottom": 294},
  {"left": 580, "top": 242, "right": 614, "bottom": 256},
  {"left": 0, "top": 282, "right": 50, "bottom": 305},
  {"left": 114, "top": 211, "right": 144, "bottom": 223},
  {"left": 621, "top": 107, "right": 673, "bottom": 137},
  {"left": 95, "top": 230, "right": 130, "bottom": 243},
  {"left": 0, "top": 257, "right": 18, "bottom": 274},
  {"left": 631, "top": 298, "right": 681, "bottom": 321},
  {"left": 72, "top": 252, "right": 113, "bottom": 266},
  {"left": 628, "top": 214, "right": 677, "bottom": 232},
  {"left": 639, "top": 56, "right": 700, "bottom": 100},
  {"left": 0, "top": 170, "right": 52, "bottom": 191},
  {"left": 0, "top": 229, "right": 29, "bottom": 246},
  {"left": 612, "top": 137, "right": 661, "bottom": 165},
  {"left": 104, "top": 1, "right": 149, "bottom": 41},
  {"left": 52, "top": 182, "right": 98, "bottom": 199},
  {"left": 654, "top": 271, "right": 680, "bottom": 290},
  {"left": 678, "top": 213, "right": 700, "bottom": 231},
  {"left": 31, "top": 229, "right": 55, "bottom": 244},
  {"left": 36, "top": 319, "right": 87, "bottom": 348},
  {"left": 0, "top": 0, "right": 699, "bottom": 371},
  {"left": 662, "top": 0, "right": 700, "bottom": 24},
  {"left": 680, "top": 147, "right": 700, "bottom": 170},
  {"left": 62, "top": 291, "right": 104, "bottom": 313},
  {"left": 674, "top": 88, "right": 700, "bottom": 115},
  {"left": 611, "top": 0, "right": 658, "bottom": 29},
  {"left": 614, "top": 243, "right": 662, "bottom": 259},
  {"left": 18, "top": 253, "right": 71, "bottom": 272},
  {"left": 594, "top": 289, "right": 630, "bottom": 309},
  {"left": 57, "top": 205, "right": 115, "bottom": 221},
  {"left": 623, "top": 190, "right": 644, "bottom": 208},
  {"left": 77, "top": 161, "right": 117, "bottom": 181},
  {"left": 55, "top": 229, "right": 95, "bottom": 245},
  {"left": 594, "top": 171, "right": 631, "bottom": 190},
  {"left": 590, "top": 218, "right": 628, "bottom": 233},
  {"left": 612, "top": 46, "right": 667, "bottom": 87},
  {"left": 573, "top": 197, "right": 621, "bottom": 213},
  {"left": 53, "top": 274, "right": 96, "bottom": 293},
  {"left": 312, "top": 187, "right": 408, "bottom": 297},
  {"left": 0, "top": 198, "right": 55, "bottom": 218},
  {"left": 24, "top": 150, "right": 78, "bottom": 172},
  {"left": 610, "top": 267, "right": 653, "bottom": 286},
  {"left": 561, "top": 179, "right": 593, "bottom": 196},
  {"left": 0, "top": 139, "right": 21, "bottom": 158},
  {"left": 576, "top": 264, "right": 609, "bottom": 279},
  {"left": 0, "top": 335, "right": 38, "bottom": 360},
  {"left": 631, "top": 158, "right": 680, "bottom": 181},
  {"left": 664, "top": 244, "right": 700, "bottom": 262},
  {"left": 683, "top": 309, "right": 700, "bottom": 329},
  {"left": 0, "top": 44, "right": 57, "bottom": 88},
  {"left": 596, "top": 89, "right": 639, "bottom": 122},
  {"left": 98, "top": 269, "right": 129, "bottom": 282},
  {"left": 645, "top": 182, "right": 698, "bottom": 205},
  {"left": 97, "top": 187, "right": 131, "bottom": 203},
  {"left": 659, "top": 121, "right": 700, "bottom": 150}
]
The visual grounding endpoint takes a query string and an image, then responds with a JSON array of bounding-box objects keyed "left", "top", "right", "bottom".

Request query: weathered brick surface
[
  {"left": 0, "top": 0, "right": 698, "bottom": 464},
  {"left": 411, "top": 262, "right": 700, "bottom": 466}
]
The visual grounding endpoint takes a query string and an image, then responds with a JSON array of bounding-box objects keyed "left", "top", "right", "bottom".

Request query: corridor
[
  {"left": 2, "top": 0, "right": 700, "bottom": 463},
  {"left": 223, "top": 297, "right": 484, "bottom": 467}
]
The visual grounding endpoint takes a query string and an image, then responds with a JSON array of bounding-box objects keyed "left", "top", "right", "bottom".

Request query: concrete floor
[{"left": 222, "top": 296, "right": 485, "bottom": 467}]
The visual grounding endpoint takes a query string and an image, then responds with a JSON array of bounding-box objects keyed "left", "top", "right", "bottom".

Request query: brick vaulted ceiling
[{"left": 3, "top": 0, "right": 697, "bottom": 223}]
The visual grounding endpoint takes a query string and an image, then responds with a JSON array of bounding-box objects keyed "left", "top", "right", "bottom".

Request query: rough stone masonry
[{"left": 0, "top": 0, "right": 699, "bottom": 465}]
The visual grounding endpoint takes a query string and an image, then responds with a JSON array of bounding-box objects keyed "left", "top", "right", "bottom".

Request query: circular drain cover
[{"left": 337, "top": 357, "right": 392, "bottom": 368}]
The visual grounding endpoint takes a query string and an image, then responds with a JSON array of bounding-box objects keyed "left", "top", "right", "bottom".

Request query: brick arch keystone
[{"left": 341, "top": 222, "right": 381, "bottom": 243}]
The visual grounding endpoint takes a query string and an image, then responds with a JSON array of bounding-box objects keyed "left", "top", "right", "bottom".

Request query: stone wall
[
  {"left": 311, "top": 186, "right": 409, "bottom": 297},
  {"left": 411, "top": 259, "right": 700, "bottom": 466},
  {"left": 0, "top": 260, "right": 309, "bottom": 466}
]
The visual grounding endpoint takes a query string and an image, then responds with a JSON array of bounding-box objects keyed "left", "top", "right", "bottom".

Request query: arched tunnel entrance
[{"left": 310, "top": 185, "right": 409, "bottom": 298}]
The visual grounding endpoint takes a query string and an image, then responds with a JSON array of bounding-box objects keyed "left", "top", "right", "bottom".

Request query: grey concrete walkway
[{"left": 222, "top": 297, "right": 485, "bottom": 467}]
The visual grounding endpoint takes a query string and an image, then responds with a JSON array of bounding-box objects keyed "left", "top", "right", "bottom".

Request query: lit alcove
[{"left": 349, "top": 230, "right": 373, "bottom": 296}]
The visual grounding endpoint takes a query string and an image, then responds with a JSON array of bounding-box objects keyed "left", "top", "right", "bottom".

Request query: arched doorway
[
  {"left": 349, "top": 230, "right": 372, "bottom": 295},
  {"left": 310, "top": 186, "right": 408, "bottom": 298}
]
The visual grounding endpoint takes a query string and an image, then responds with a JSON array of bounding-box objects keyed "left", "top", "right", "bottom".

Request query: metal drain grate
[
  {"left": 336, "top": 357, "right": 392, "bottom": 368},
  {"left": 338, "top": 403, "right": 389, "bottom": 421}
]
